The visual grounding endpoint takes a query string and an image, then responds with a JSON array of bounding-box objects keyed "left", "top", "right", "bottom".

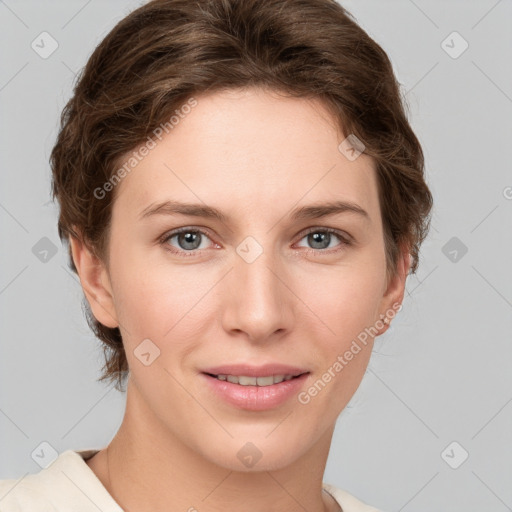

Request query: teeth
[
  {"left": 214, "top": 374, "right": 299, "bottom": 386},
  {"left": 256, "top": 376, "right": 274, "bottom": 386}
]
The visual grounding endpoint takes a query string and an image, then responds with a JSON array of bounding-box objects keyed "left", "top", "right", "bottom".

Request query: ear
[
  {"left": 375, "top": 244, "right": 411, "bottom": 336},
  {"left": 69, "top": 234, "right": 119, "bottom": 329}
]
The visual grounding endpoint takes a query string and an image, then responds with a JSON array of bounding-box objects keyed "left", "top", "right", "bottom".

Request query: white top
[{"left": 0, "top": 449, "right": 383, "bottom": 511}]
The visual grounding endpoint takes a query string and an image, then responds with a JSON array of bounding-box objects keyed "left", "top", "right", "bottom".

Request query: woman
[{"left": 0, "top": 0, "right": 433, "bottom": 510}]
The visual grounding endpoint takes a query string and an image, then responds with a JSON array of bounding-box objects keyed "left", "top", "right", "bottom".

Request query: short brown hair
[{"left": 51, "top": 0, "right": 433, "bottom": 392}]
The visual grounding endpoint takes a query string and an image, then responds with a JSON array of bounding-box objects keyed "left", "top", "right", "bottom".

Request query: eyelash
[{"left": 159, "top": 226, "right": 353, "bottom": 258}]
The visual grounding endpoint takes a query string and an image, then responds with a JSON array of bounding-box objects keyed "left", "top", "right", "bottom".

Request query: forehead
[{"left": 112, "top": 87, "right": 380, "bottom": 226}]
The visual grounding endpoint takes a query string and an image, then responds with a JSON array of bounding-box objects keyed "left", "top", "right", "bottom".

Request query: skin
[{"left": 71, "top": 87, "right": 409, "bottom": 512}]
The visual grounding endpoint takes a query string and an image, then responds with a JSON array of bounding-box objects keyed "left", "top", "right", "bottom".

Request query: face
[{"left": 75, "top": 87, "right": 407, "bottom": 472}]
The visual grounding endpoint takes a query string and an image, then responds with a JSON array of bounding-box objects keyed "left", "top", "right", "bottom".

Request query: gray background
[{"left": 1, "top": 1, "right": 511, "bottom": 511}]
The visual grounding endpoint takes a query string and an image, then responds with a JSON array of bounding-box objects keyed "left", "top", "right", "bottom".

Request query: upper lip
[{"left": 201, "top": 364, "right": 309, "bottom": 377}]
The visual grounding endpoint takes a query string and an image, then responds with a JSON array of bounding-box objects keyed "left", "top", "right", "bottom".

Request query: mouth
[
  {"left": 201, "top": 370, "right": 311, "bottom": 410},
  {"left": 203, "top": 372, "right": 308, "bottom": 387}
]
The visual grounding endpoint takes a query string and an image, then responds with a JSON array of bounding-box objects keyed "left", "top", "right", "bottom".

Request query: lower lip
[{"left": 201, "top": 373, "right": 309, "bottom": 411}]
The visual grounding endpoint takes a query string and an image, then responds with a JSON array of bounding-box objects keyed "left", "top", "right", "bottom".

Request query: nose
[{"left": 221, "top": 247, "right": 295, "bottom": 343}]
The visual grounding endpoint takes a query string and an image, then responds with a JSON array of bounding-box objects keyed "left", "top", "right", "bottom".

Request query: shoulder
[
  {"left": 322, "top": 482, "right": 384, "bottom": 512},
  {"left": 0, "top": 475, "right": 56, "bottom": 511},
  {"left": 0, "top": 448, "right": 121, "bottom": 512}
]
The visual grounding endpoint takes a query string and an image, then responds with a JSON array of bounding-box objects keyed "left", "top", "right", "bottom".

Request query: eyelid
[
  {"left": 159, "top": 226, "right": 217, "bottom": 252},
  {"left": 298, "top": 226, "right": 353, "bottom": 244}
]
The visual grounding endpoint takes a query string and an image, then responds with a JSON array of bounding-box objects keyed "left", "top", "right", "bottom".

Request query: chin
[{"left": 194, "top": 431, "right": 312, "bottom": 473}]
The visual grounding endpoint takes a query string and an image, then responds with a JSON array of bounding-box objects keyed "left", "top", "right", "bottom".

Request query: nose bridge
[{"left": 223, "top": 240, "right": 291, "bottom": 341}]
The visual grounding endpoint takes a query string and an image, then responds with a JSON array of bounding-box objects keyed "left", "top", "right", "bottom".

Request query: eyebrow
[{"left": 138, "top": 199, "right": 370, "bottom": 223}]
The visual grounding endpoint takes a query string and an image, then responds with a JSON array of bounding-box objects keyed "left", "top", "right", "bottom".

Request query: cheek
[
  {"left": 293, "top": 259, "right": 385, "bottom": 342},
  {"left": 290, "top": 257, "right": 384, "bottom": 409},
  {"left": 110, "top": 250, "right": 214, "bottom": 348},
  {"left": 293, "top": 271, "right": 381, "bottom": 417}
]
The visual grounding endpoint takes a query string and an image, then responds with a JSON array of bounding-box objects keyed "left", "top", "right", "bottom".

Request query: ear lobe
[
  {"left": 69, "top": 234, "right": 119, "bottom": 329},
  {"left": 377, "top": 246, "right": 411, "bottom": 335},
  {"left": 386, "top": 248, "right": 410, "bottom": 297}
]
